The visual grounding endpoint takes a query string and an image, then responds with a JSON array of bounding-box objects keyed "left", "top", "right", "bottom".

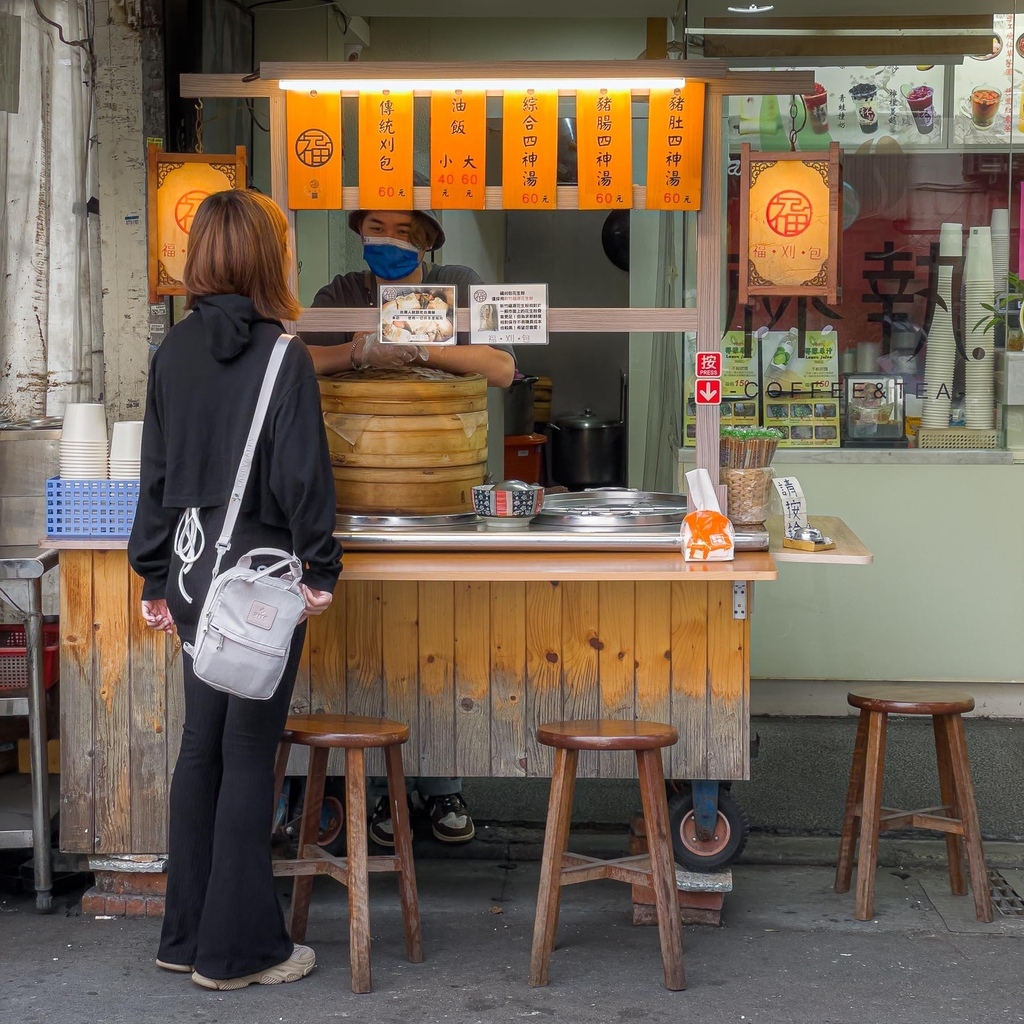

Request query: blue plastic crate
[{"left": 45, "top": 478, "right": 140, "bottom": 537}]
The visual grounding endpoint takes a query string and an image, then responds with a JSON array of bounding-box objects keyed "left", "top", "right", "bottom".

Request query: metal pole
[{"left": 25, "top": 576, "right": 53, "bottom": 911}]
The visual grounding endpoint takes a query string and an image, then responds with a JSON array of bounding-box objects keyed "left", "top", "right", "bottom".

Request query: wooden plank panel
[
  {"left": 525, "top": 581, "right": 562, "bottom": 778},
  {"left": 92, "top": 550, "right": 131, "bottom": 852},
  {"left": 128, "top": 568, "right": 167, "bottom": 852},
  {"left": 298, "top": 304, "right": 698, "bottom": 335},
  {"left": 59, "top": 551, "right": 95, "bottom": 854},
  {"left": 453, "top": 581, "right": 490, "bottom": 778},
  {"left": 382, "top": 581, "right": 420, "bottom": 778},
  {"left": 307, "top": 591, "right": 347, "bottom": 774},
  {"left": 490, "top": 582, "right": 527, "bottom": 777},
  {"left": 418, "top": 582, "right": 455, "bottom": 779},
  {"left": 561, "top": 581, "right": 600, "bottom": 778},
  {"left": 346, "top": 580, "right": 384, "bottom": 775},
  {"left": 670, "top": 581, "right": 709, "bottom": 780},
  {"left": 634, "top": 582, "right": 673, "bottom": 778},
  {"left": 706, "top": 580, "right": 749, "bottom": 781},
  {"left": 597, "top": 581, "right": 636, "bottom": 778}
]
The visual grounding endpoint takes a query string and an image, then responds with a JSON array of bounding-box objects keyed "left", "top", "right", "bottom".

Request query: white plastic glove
[{"left": 350, "top": 331, "right": 427, "bottom": 370}]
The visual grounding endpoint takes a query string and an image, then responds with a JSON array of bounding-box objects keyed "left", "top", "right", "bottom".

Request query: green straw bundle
[{"left": 720, "top": 426, "right": 784, "bottom": 469}]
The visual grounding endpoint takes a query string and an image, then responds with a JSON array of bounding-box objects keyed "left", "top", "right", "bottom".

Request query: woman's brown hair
[{"left": 183, "top": 190, "right": 301, "bottom": 321}]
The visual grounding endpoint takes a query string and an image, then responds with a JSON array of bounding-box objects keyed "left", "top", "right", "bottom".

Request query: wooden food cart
[{"left": 54, "top": 61, "right": 873, "bottom": 883}]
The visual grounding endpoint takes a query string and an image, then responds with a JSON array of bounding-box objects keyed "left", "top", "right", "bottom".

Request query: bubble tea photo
[{"left": 849, "top": 82, "right": 878, "bottom": 134}]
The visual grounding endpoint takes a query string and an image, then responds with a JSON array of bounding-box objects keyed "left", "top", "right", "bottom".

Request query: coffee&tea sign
[{"left": 737, "top": 142, "right": 840, "bottom": 305}]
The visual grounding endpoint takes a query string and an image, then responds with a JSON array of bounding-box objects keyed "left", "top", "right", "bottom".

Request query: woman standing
[{"left": 128, "top": 190, "right": 342, "bottom": 990}]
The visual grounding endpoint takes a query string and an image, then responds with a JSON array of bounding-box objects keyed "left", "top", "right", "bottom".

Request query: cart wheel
[{"left": 668, "top": 788, "right": 750, "bottom": 871}]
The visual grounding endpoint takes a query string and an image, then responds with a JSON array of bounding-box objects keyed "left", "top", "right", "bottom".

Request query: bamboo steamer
[{"left": 318, "top": 367, "right": 488, "bottom": 514}]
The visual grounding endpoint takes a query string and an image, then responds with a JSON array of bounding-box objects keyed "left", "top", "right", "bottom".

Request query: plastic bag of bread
[{"left": 681, "top": 468, "right": 735, "bottom": 562}]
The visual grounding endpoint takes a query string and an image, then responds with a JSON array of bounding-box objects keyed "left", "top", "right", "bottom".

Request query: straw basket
[{"left": 722, "top": 467, "right": 774, "bottom": 526}]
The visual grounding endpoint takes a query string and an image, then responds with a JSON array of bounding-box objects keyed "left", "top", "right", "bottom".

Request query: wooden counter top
[
  {"left": 340, "top": 549, "right": 777, "bottom": 581},
  {"left": 766, "top": 516, "right": 873, "bottom": 566}
]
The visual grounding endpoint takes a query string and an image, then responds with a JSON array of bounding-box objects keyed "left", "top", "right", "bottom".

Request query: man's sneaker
[
  {"left": 368, "top": 795, "right": 395, "bottom": 848},
  {"left": 428, "top": 793, "right": 475, "bottom": 843}
]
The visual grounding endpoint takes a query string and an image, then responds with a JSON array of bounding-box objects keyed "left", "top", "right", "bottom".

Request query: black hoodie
[{"left": 128, "top": 294, "right": 342, "bottom": 600}]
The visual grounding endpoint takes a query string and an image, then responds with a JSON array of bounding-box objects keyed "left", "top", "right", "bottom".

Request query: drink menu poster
[{"left": 729, "top": 65, "right": 946, "bottom": 152}]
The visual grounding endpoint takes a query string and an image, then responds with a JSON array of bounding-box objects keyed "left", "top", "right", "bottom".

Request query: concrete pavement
[{"left": 4, "top": 841, "right": 1024, "bottom": 1024}]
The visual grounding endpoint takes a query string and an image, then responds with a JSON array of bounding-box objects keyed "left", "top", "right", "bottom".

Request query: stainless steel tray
[
  {"left": 535, "top": 489, "right": 688, "bottom": 528},
  {"left": 336, "top": 512, "right": 479, "bottom": 531}
]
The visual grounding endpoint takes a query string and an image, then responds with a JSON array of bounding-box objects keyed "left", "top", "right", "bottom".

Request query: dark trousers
[{"left": 157, "top": 626, "right": 306, "bottom": 980}]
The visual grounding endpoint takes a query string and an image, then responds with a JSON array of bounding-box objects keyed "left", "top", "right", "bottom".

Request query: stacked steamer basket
[
  {"left": 963, "top": 226, "right": 996, "bottom": 430},
  {"left": 920, "top": 223, "right": 960, "bottom": 429},
  {"left": 59, "top": 403, "right": 108, "bottom": 478},
  {"left": 108, "top": 421, "right": 143, "bottom": 479}
]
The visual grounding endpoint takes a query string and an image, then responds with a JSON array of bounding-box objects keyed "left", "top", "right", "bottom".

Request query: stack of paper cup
[
  {"left": 921, "top": 222, "right": 960, "bottom": 429},
  {"left": 109, "top": 421, "right": 143, "bottom": 479},
  {"left": 60, "top": 403, "right": 108, "bottom": 479},
  {"left": 963, "top": 225, "right": 995, "bottom": 430},
  {"left": 991, "top": 208, "right": 1010, "bottom": 298}
]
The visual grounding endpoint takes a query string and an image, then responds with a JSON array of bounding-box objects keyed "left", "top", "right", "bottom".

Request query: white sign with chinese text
[
  {"left": 772, "top": 475, "right": 808, "bottom": 538},
  {"left": 469, "top": 284, "right": 549, "bottom": 346},
  {"left": 379, "top": 284, "right": 457, "bottom": 345}
]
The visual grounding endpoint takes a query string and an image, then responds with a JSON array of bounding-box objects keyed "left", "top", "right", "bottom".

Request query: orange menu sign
[
  {"left": 501, "top": 89, "right": 558, "bottom": 210},
  {"left": 575, "top": 88, "right": 632, "bottom": 209},
  {"left": 286, "top": 90, "right": 342, "bottom": 210},
  {"left": 359, "top": 90, "right": 414, "bottom": 210},
  {"left": 646, "top": 82, "right": 705, "bottom": 211},
  {"left": 430, "top": 90, "right": 486, "bottom": 209}
]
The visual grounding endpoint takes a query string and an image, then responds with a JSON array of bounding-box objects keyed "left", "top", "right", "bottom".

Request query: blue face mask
[{"left": 362, "top": 236, "right": 422, "bottom": 281}]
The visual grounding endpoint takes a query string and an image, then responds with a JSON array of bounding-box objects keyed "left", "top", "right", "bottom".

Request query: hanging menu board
[
  {"left": 286, "top": 90, "right": 342, "bottom": 210},
  {"left": 501, "top": 89, "right": 558, "bottom": 210},
  {"left": 358, "top": 90, "right": 414, "bottom": 209},
  {"left": 646, "top": 82, "right": 705, "bottom": 210},
  {"left": 575, "top": 87, "right": 632, "bottom": 209},
  {"left": 429, "top": 89, "right": 487, "bottom": 209}
]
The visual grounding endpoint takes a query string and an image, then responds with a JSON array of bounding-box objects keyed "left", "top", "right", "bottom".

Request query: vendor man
[
  {"left": 302, "top": 206, "right": 513, "bottom": 848},
  {"left": 301, "top": 207, "right": 514, "bottom": 388}
]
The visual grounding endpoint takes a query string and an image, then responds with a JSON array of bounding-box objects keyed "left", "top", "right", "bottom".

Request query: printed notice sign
[
  {"left": 379, "top": 284, "right": 457, "bottom": 346},
  {"left": 772, "top": 476, "right": 808, "bottom": 538},
  {"left": 470, "top": 284, "right": 549, "bottom": 346}
]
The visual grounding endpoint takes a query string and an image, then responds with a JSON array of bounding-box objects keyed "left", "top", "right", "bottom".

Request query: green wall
[{"left": 750, "top": 462, "right": 1024, "bottom": 683}]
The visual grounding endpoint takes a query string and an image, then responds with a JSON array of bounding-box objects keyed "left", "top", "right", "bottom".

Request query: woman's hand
[
  {"left": 141, "top": 599, "right": 175, "bottom": 635},
  {"left": 299, "top": 585, "right": 333, "bottom": 623}
]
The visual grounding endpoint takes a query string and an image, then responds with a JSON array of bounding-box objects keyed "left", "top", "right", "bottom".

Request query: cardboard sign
[
  {"left": 286, "top": 90, "right": 342, "bottom": 210},
  {"left": 430, "top": 89, "right": 487, "bottom": 209},
  {"left": 358, "top": 90, "right": 414, "bottom": 210},
  {"left": 575, "top": 87, "right": 632, "bottom": 209},
  {"left": 773, "top": 476, "right": 808, "bottom": 538},
  {"left": 502, "top": 89, "right": 558, "bottom": 210}
]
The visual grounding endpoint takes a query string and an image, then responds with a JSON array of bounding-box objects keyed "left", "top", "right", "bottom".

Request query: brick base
[
  {"left": 82, "top": 863, "right": 168, "bottom": 917},
  {"left": 629, "top": 812, "right": 729, "bottom": 927}
]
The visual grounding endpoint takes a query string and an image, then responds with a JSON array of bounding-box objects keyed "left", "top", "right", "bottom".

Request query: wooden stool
[
  {"left": 273, "top": 714, "right": 423, "bottom": 993},
  {"left": 530, "top": 720, "right": 685, "bottom": 991},
  {"left": 834, "top": 687, "right": 993, "bottom": 923}
]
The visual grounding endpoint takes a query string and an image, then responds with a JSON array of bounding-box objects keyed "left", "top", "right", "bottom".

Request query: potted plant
[{"left": 974, "top": 271, "right": 1024, "bottom": 350}]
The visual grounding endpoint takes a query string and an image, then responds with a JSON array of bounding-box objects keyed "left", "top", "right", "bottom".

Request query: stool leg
[
  {"left": 835, "top": 710, "right": 869, "bottom": 894},
  {"left": 529, "top": 746, "right": 578, "bottom": 988},
  {"left": 854, "top": 710, "right": 887, "bottom": 921},
  {"left": 289, "top": 745, "right": 328, "bottom": 942},
  {"left": 637, "top": 748, "right": 686, "bottom": 992},
  {"left": 933, "top": 714, "right": 966, "bottom": 896},
  {"left": 272, "top": 741, "right": 292, "bottom": 836},
  {"left": 345, "top": 746, "right": 373, "bottom": 993},
  {"left": 945, "top": 715, "right": 994, "bottom": 923},
  {"left": 385, "top": 741, "right": 423, "bottom": 964}
]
